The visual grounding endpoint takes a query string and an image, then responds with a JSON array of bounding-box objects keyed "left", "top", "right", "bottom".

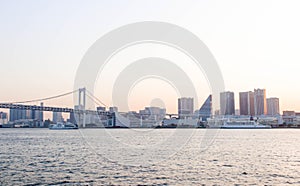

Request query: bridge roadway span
[{"left": 0, "top": 103, "right": 112, "bottom": 115}]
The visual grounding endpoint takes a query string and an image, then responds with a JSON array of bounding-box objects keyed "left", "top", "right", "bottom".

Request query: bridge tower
[
  {"left": 78, "top": 88, "right": 86, "bottom": 128},
  {"left": 78, "top": 88, "right": 86, "bottom": 109}
]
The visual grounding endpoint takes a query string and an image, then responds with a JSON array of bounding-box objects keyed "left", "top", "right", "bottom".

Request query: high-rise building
[
  {"left": 198, "top": 95, "right": 212, "bottom": 121},
  {"left": 178, "top": 97, "right": 194, "bottom": 119},
  {"left": 267, "top": 97, "right": 280, "bottom": 116},
  {"left": 254, "top": 89, "right": 267, "bottom": 115},
  {"left": 26, "top": 110, "right": 33, "bottom": 120},
  {"left": 239, "top": 91, "right": 255, "bottom": 116},
  {"left": 25, "top": 103, "right": 44, "bottom": 122},
  {"left": 9, "top": 108, "right": 26, "bottom": 122},
  {"left": 9, "top": 109, "right": 16, "bottom": 121},
  {"left": 39, "top": 102, "right": 44, "bottom": 122},
  {"left": 220, "top": 91, "right": 235, "bottom": 115}
]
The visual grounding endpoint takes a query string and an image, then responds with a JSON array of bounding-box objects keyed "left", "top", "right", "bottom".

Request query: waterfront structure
[
  {"left": 254, "top": 89, "right": 267, "bottom": 115},
  {"left": 220, "top": 91, "right": 235, "bottom": 115},
  {"left": 178, "top": 97, "right": 194, "bottom": 119},
  {"left": 239, "top": 91, "right": 255, "bottom": 116},
  {"left": 198, "top": 95, "right": 212, "bottom": 121},
  {"left": 282, "top": 110, "right": 296, "bottom": 124},
  {"left": 267, "top": 97, "right": 280, "bottom": 116}
]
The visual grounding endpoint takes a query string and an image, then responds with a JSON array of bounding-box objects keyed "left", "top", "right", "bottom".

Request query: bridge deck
[{"left": 0, "top": 103, "right": 112, "bottom": 115}]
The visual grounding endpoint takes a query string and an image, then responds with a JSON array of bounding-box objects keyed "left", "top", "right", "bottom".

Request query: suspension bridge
[
  {"left": 0, "top": 88, "right": 199, "bottom": 128},
  {"left": 0, "top": 88, "right": 115, "bottom": 128}
]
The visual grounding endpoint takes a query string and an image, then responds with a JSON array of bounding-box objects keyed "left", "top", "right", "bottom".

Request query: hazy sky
[{"left": 1, "top": 0, "right": 300, "bottom": 114}]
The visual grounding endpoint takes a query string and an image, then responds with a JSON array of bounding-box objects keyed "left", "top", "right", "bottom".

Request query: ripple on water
[{"left": 0, "top": 129, "right": 300, "bottom": 185}]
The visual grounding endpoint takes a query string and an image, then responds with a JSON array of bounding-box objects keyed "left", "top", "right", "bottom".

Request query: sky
[{"left": 0, "top": 0, "right": 300, "bottom": 116}]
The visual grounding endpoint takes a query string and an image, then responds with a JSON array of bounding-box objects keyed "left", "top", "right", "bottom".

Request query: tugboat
[{"left": 49, "top": 122, "right": 78, "bottom": 130}]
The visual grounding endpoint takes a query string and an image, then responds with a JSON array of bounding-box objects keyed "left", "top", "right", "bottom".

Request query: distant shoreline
[{"left": 1, "top": 127, "right": 300, "bottom": 129}]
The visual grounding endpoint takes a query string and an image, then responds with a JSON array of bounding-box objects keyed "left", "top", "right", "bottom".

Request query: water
[{"left": 1, "top": 129, "right": 300, "bottom": 185}]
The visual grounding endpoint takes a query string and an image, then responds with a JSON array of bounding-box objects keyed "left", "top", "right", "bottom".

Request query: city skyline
[{"left": 0, "top": 87, "right": 286, "bottom": 118}]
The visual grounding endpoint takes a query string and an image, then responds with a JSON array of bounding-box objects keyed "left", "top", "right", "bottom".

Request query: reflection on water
[{"left": 0, "top": 129, "right": 300, "bottom": 185}]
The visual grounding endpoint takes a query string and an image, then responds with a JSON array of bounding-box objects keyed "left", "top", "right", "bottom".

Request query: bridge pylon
[
  {"left": 77, "top": 88, "right": 86, "bottom": 128},
  {"left": 78, "top": 88, "right": 86, "bottom": 109}
]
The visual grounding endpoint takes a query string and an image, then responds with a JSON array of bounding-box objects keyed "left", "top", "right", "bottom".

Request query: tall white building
[{"left": 267, "top": 97, "right": 280, "bottom": 116}]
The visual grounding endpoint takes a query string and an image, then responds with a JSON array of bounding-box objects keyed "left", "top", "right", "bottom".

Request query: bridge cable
[
  {"left": 85, "top": 93, "right": 108, "bottom": 108},
  {"left": 4, "top": 89, "right": 79, "bottom": 104},
  {"left": 85, "top": 89, "right": 108, "bottom": 107}
]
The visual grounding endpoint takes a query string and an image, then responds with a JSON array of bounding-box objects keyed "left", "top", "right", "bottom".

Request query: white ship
[
  {"left": 49, "top": 122, "right": 78, "bottom": 130},
  {"left": 207, "top": 118, "right": 271, "bottom": 129}
]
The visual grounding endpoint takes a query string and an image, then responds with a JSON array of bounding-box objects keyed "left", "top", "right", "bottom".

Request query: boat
[
  {"left": 220, "top": 120, "right": 271, "bottom": 129},
  {"left": 49, "top": 122, "right": 78, "bottom": 130},
  {"left": 207, "top": 118, "right": 271, "bottom": 129},
  {"left": 14, "top": 124, "right": 30, "bottom": 128}
]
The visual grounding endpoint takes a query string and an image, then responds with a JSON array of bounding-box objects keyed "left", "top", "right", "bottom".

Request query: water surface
[{"left": 0, "top": 129, "right": 299, "bottom": 185}]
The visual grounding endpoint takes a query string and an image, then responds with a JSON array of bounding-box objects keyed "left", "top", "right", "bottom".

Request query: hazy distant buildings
[
  {"left": 39, "top": 102, "right": 44, "bottom": 122},
  {"left": 139, "top": 107, "right": 166, "bottom": 125},
  {"left": 52, "top": 112, "right": 63, "bottom": 123},
  {"left": 0, "top": 112, "right": 8, "bottom": 124},
  {"left": 282, "top": 110, "right": 296, "bottom": 124},
  {"left": 97, "top": 106, "right": 106, "bottom": 112},
  {"left": 254, "top": 89, "right": 267, "bottom": 115},
  {"left": 178, "top": 97, "right": 194, "bottom": 118},
  {"left": 9, "top": 109, "right": 16, "bottom": 121},
  {"left": 109, "top": 107, "right": 118, "bottom": 113},
  {"left": 70, "top": 105, "right": 85, "bottom": 126},
  {"left": 239, "top": 91, "right": 255, "bottom": 116},
  {"left": 267, "top": 97, "right": 280, "bottom": 116},
  {"left": 283, "top": 110, "right": 295, "bottom": 116},
  {"left": 8, "top": 103, "right": 44, "bottom": 127},
  {"left": 139, "top": 107, "right": 166, "bottom": 117},
  {"left": 0, "top": 112, "right": 7, "bottom": 120},
  {"left": 69, "top": 112, "right": 76, "bottom": 124},
  {"left": 198, "top": 95, "right": 212, "bottom": 121},
  {"left": 9, "top": 108, "right": 26, "bottom": 121},
  {"left": 220, "top": 91, "right": 235, "bottom": 115}
]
